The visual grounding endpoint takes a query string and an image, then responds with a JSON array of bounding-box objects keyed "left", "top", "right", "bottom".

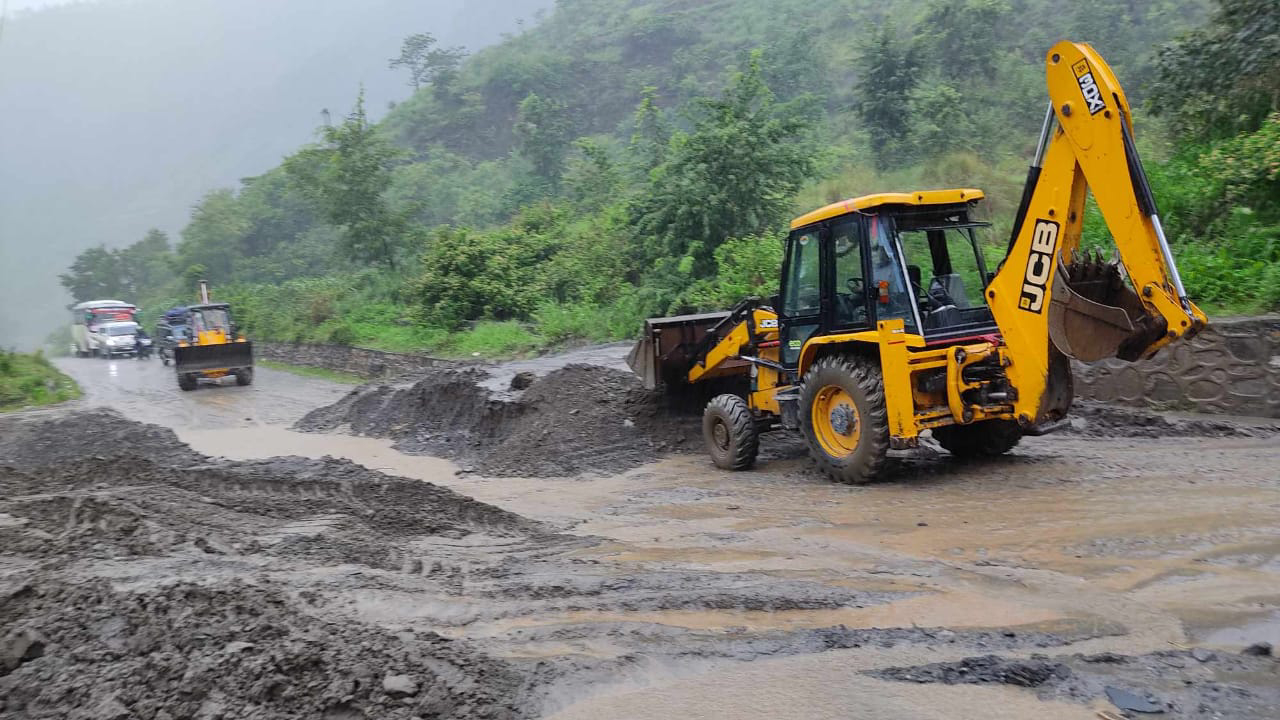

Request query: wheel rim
[
  {"left": 810, "top": 385, "right": 861, "bottom": 458},
  {"left": 711, "top": 418, "right": 730, "bottom": 452}
]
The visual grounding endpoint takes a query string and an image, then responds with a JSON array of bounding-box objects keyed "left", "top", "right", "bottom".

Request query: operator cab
[{"left": 779, "top": 189, "right": 997, "bottom": 367}]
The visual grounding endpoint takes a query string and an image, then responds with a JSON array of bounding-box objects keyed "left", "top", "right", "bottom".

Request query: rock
[
  {"left": 382, "top": 674, "right": 418, "bottom": 697},
  {"left": 0, "top": 629, "right": 46, "bottom": 672},
  {"left": 223, "top": 641, "right": 255, "bottom": 654},
  {"left": 1191, "top": 648, "right": 1216, "bottom": 663},
  {"left": 1105, "top": 686, "right": 1163, "bottom": 714},
  {"left": 1241, "top": 642, "right": 1272, "bottom": 657},
  {"left": 509, "top": 371, "right": 536, "bottom": 391},
  {"left": 95, "top": 694, "right": 133, "bottom": 719}
]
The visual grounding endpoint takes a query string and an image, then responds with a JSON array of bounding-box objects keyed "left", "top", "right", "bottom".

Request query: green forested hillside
[{"left": 59, "top": 0, "right": 1279, "bottom": 357}]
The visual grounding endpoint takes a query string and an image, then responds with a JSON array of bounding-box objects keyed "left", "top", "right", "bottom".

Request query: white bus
[{"left": 70, "top": 300, "right": 137, "bottom": 356}]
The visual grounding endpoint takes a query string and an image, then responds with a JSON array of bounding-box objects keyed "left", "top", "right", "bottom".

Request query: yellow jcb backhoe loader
[
  {"left": 172, "top": 281, "right": 254, "bottom": 391},
  {"left": 627, "top": 41, "right": 1207, "bottom": 483}
]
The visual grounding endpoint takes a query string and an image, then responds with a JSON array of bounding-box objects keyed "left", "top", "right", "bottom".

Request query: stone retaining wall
[
  {"left": 1072, "top": 316, "right": 1280, "bottom": 418},
  {"left": 257, "top": 342, "right": 460, "bottom": 380}
]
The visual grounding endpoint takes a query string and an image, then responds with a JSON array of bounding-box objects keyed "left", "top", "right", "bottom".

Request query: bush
[{"left": 448, "top": 321, "right": 540, "bottom": 357}]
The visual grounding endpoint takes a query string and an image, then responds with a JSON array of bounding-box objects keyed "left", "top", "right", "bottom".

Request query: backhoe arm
[{"left": 988, "top": 40, "right": 1208, "bottom": 427}]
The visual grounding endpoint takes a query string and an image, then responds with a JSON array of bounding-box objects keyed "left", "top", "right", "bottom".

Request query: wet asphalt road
[{"left": 55, "top": 355, "right": 350, "bottom": 431}]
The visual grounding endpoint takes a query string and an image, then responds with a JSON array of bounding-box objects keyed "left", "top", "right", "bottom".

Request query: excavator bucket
[
  {"left": 173, "top": 341, "right": 254, "bottom": 375},
  {"left": 628, "top": 311, "right": 730, "bottom": 389},
  {"left": 1048, "top": 252, "right": 1167, "bottom": 362}
]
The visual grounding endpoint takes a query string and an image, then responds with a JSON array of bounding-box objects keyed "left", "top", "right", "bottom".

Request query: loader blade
[
  {"left": 174, "top": 341, "right": 254, "bottom": 374},
  {"left": 627, "top": 311, "right": 731, "bottom": 389}
]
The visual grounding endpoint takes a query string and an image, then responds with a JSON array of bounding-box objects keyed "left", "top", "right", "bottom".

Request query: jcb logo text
[
  {"left": 1019, "top": 220, "right": 1059, "bottom": 314},
  {"left": 1072, "top": 60, "right": 1106, "bottom": 115}
]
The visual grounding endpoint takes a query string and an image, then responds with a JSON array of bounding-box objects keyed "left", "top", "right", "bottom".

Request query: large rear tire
[
  {"left": 799, "top": 355, "right": 889, "bottom": 484},
  {"left": 702, "top": 394, "right": 759, "bottom": 471},
  {"left": 931, "top": 420, "right": 1022, "bottom": 458},
  {"left": 178, "top": 374, "right": 198, "bottom": 392}
]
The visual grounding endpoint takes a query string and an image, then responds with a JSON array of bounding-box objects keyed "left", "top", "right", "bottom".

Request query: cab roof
[{"left": 790, "top": 188, "right": 984, "bottom": 230}]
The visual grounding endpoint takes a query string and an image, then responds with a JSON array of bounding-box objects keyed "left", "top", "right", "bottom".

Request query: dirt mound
[
  {"left": 0, "top": 579, "right": 527, "bottom": 720},
  {"left": 0, "top": 453, "right": 547, "bottom": 565},
  {"left": 1065, "top": 402, "right": 1275, "bottom": 439},
  {"left": 871, "top": 649, "right": 1280, "bottom": 718},
  {"left": 0, "top": 407, "right": 197, "bottom": 471},
  {"left": 298, "top": 364, "right": 701, "bottom": 476},
  {"left": 872, "top": 653, "right": 1070, "bottom": 687}
]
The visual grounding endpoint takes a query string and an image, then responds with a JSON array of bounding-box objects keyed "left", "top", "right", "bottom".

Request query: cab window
[
  {"left": 782, "top": 229, "right": 821, "bottom": 316},
  {"left": 831, "top": 218, "right": 868, "bottom": 328}
]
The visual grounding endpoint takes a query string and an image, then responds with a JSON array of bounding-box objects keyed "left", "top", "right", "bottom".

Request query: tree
[
  {"left": 176, "top": 189, "right": 250, "bottom": 282},
  {"left": 117, "top": 229, "right": 173, "bottom": 298},
  {"left": 285, "top": 91, "right": 409, "bottom": 270},
  {"left": 634, "top": 52, "right": 816, "bottom": 279},
  {"left": 1151, "top": 0, "right": 1280, "bottom": 140},
  {"left": 628, "top": 87, "right": 669, "bottom": 175},
  {"left": 60, "top": 246, "right": 124, "bottom": 302},
  {"left": 514, "top": 92, "right": 573, "bottom": 187},
  {"left": 389, "top": 33, "right": 466, "bottom": 98},
  {"left": 854, "top": 23, "right": 921, "bottom": 169},
  {"left": 564, "top": 139, "right": 621, "bottom": 212}
]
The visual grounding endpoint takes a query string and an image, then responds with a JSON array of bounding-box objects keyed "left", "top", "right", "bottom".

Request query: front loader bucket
[
  {"left": 627, "top": 311, "right": 731, "bottom": 389},
  {"left": 1048, "top": 253, "right": 1167, "bottom": 362},
  {"left": 174, "top": 341, "right": 254, "bottom": 374}
]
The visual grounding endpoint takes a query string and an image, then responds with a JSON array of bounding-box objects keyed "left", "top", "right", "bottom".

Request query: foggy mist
[{"left": 0, "top": 0, "right": 550, "bottom": 349}]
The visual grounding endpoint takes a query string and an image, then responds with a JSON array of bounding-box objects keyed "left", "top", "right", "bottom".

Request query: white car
[{"left": 95, "top": 322, "right": 140, "bottom": 358}]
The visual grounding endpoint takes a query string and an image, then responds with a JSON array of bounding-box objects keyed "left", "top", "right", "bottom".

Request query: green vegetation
[
  {"left": 60, "top": 0, "right": 1279, "bottom": 358},
  {"left": 0, "top": 351, "right": 80, "bottom": 412}
]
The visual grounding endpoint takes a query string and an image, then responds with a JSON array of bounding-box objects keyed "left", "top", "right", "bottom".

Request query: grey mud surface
[{"left": 3, "top": 353, "right": 1277, "bottom": 719}]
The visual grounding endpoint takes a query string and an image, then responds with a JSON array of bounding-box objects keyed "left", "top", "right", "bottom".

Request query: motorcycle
[{"left": 135, "top": 336, "right": 154, "bottom": 359}]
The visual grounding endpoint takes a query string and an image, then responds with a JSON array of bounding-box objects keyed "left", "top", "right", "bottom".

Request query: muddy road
[{"left": 3, "top": 352, "right": 1277, "bottom": 719}]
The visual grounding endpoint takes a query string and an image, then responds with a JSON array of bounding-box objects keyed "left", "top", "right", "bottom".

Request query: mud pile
[
  {"left": 0, "top": 411, "right": 556, "bottom": 719},
  {"left": 298, "top": 364, "right": 702, "bottom": 476},
  {"left": 1065, "top": 401, "right": 1276, "bottom": 439},
  {"left": 0, "top": 407, "right": 197, "bottom": 470},
  {"left": 0, "top": 452, "right": 544, "bottom": 566},
  {"left": 872, "top": 649, "right": 1280, "bottom": 718},
  {"left": 0, "top": 579, "right": 528, "bottom": 720}
]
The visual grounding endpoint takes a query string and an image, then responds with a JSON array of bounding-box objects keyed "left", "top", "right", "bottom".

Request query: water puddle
[
  {"left": 178, "top": 426, "right": 456, "bottom": 482},
  {"left": 1188, "top": 610, "right": 1280, "bottom": 651}
]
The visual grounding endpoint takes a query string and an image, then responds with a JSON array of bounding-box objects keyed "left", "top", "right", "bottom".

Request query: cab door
[{"left": 778, "top": 226, "right": 826, "bottom": 368}]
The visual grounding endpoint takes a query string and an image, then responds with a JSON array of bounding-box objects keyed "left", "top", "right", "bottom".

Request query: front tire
[
  {"left": 799, "top": 355, "right": 890, "bottom": 484},
  {"left": 234, "top": 369, "right": 253, "bottom": 387},
  {"left": 178, "top": 374, "right": 198, "bottom": 392},
  {"left": 702, "top": 394, "right": 759, "bottom": 470},
  {"left": 931, "top": 420, "right": 1022, "bottom": 458}
]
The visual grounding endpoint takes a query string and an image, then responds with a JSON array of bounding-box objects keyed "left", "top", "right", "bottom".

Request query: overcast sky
[{"left": 6, "top": 0, "right": 81, "bottom": 12}]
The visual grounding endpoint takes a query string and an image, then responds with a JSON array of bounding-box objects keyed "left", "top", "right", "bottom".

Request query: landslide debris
[
  {"left": 1065, "top": 402, "right": 1277, "bottom": 439},
  {"left": 0, "top": 579, "right": 527, "bottom": 720},
  {"left": 0, "top": 410, "right": 557, "bottom": 719},
  {"left": 871, "top": 650, "right": 1280, "bottom": 719},
  {"left": 0, "top": 407, "right": 197, "bottom": 471},
  {"left": 297, "top": 364, "right": 702, "bottom": 477}
]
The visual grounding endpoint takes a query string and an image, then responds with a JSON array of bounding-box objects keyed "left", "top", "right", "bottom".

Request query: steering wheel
[
  {"left": 846, "top": 277, "right": 865, "bottom": 295},
  {"left": 926, "top": 277, "right": 955, "bottom": 308}
]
